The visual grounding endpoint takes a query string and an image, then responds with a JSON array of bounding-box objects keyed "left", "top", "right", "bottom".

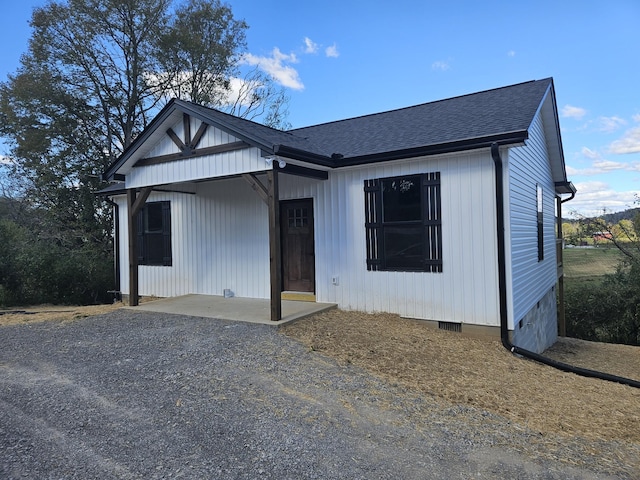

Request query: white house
[{"left": 102, "top": 78, "right": 575, "bottom": 354}]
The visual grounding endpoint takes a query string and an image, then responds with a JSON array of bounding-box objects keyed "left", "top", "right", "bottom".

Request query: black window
[
  {"left": 364, "top": 173, "right": 442, "bottom": 272},
  {"left": 537, "top": 184, "right": 544, "bottom": 262},
  {"left": 137, "top": 201, "right": 172, "bottom": 266}
]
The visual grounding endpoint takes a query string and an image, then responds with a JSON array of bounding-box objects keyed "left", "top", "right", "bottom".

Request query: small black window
[
  {"left": 364, "top": 173, "right": 442, "bottom": 272},
  {"left": 537, "top": 184, "right": 544, "bottom": 262},
  {"left": 137, "top": 201, "right": 172, "bottom": 266}
]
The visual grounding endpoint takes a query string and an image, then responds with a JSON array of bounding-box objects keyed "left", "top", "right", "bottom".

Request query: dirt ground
[
  {"left": 0, "top": 304, "right": 121, "bottom": 326},
  {"left": 282, "top": 310, "right": 640, "bottom": 448},
  {"left": 2, "top": 304, "right": 639, "bottom": 450}
]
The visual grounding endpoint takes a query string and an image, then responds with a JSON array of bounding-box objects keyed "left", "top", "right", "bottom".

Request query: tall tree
[
  {"left": 157, "top": 0, "right": 246, "bottom": 107},
  {"left": 0, "top": 0, "right": 288, "bottom": 304},
  {"left": 156, "top": 0, "right": 290, "bottom": 128}
]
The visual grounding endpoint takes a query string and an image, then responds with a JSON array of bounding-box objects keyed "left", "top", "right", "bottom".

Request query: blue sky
[{"left": 2, "top": 0, "right": 640, "bottom": 217}]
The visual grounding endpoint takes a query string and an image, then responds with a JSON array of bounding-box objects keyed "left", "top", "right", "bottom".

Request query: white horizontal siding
[{"left": 507, "top": 112, "right": 557, "bottom": 327}]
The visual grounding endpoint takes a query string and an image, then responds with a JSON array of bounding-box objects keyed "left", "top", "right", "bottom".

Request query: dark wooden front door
[{"left": 281, "top": 199, "right": 315, "bottom": 292}]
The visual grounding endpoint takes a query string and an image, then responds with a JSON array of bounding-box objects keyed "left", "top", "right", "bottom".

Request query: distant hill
[
  {"left": 600, "top": 208, "right": 640, "bottom": 224},
  {"left": 564, "top": 207, "right": 640, "bottom": 224}
]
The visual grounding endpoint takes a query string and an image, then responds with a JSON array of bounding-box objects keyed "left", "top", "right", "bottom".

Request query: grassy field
[{"left": 562, "top": 247, "right": 624, "bottom": 279}]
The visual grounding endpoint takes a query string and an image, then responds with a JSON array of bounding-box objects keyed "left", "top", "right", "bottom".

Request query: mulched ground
[{"left": 282, "top": 310, "right": 640, "bottom": 448}]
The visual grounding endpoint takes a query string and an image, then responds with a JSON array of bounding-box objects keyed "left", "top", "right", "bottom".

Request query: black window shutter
[
  {"left": 162, "top": 202, "right": 172, "bottom": 266},
  {"left": 364, "top": 179, "right": 382, "bottom": 271},
  {"left": 136, "top": 208, "right": 145, "bottom": 264},
  {"left": 422, "top": 172, "right": 443, "bottom": 272}
]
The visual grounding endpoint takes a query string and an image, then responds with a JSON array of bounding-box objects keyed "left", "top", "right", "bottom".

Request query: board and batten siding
[
  {"left": 505, "top": 111, "right": 558, "bottom": 329},
  {"left": 116, "top": 179, "right": 270, "bottom": 299},
  {"left": 280, "top": 150, "right": 501, "bottom": 326},
  {"left": 116, "top": 148, "right": 501, "bottom": 326},
  {"left": 126, "top": 117, "right": 270, "bottom": 189}
]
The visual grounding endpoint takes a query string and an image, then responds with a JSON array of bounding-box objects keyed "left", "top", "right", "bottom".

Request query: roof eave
[
  {"left": 555, "top": 180, "right": 577, "bottom": 195},
  {"left": 334, "top": 132, "right": 529, "bottom": 167},
  {"left": 175, "top": 100, "right": 277, "bottom": 154},
  {"left": 102, "top": 99, "right": 282, "bottom": 182},
  {"left": 273, "top": 144, "right": 335, "bottom": 167},
  {"left": 102, "top": 99, "right": 180, "bottom": 182}
]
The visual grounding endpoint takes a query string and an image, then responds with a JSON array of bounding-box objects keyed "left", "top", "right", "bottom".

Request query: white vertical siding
[
  {"left": 507, "top": 112, "right": 557, "bottom": 327},
  {"left": 117, "top": 149, "right": 502, "bottom": 326},
  {"left": 191, "top": 179, "right": 269, "bottom": 298},
  {"left": 280, "top": 151, "right": 501, "bottom": 326},
  {"left": 115, "top": 178, "right": 269, "bottom": 299},
  {"left": 126, "top": 121, "right": 270, "bottom": 189}
]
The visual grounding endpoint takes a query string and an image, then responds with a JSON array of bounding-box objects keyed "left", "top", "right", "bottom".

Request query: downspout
[
  {"left": 561, "top": 191, "right": 576, "bottom": 203},
  {"left": 490, "top": 143, "right": 640, "bottom": 389},
  {"left": 103, "top": 196, "right": 121, "bottom": 298}
]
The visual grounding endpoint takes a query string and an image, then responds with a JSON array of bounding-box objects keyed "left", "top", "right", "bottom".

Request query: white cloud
[
  {"left": 241, "top": 48, "right": 304, "bottom": 90},
  {"left": 593, "top": 159, "right": 629, "bottom": 171},
  {"left": 609, "top": 126, "right": 640, "bottom": 154},
  {"left": 561, "top": 105, "right": 587, "bottom": 119},
  {"left": 325, "top": 44, "right": 339, "bottom": 58},
  {"left": 431, "top": 60, "right": 450, "bottom": 71},
  {"left": 214, "top": 77, "right": 261, "bottom": 107},
  {"left": 303, "top": 37, "right": 318, "bottom": 54},
  {"left": 565, "top": 165, "right": 580, "bottom": 176},
  {"left": 633, "top": 114, "right": 640, "bottom": 123},
  {"left": 581, "top": 146, "right": 599, "bottom": 160},
  {"left": 597, "top": 116, "right": 626, "bottom": 133},
  {"left": 565, "top": 181, "right": 638, "bottom": 217},
  {"left": 568, "top": 147, "right": 640, "bottom": 175}
]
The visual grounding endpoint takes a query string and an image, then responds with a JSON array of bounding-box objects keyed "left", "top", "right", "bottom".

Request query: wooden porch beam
[
  {"left": 183, "top": 113, "right": 191, "bottom": 147},
  {"left": 242, "top": 173, "right": 269, "bottom": 205},
  {"left": 131, "top": 186, "right": 153, "bottom": 217},
  {"left": 281, "top": 163, "right": 329, "bottom": 180},
  {"left": 267, "top": 169, "right": 282, "bottom": 321},
  {"left": 127, "top": 186, "right": 153, "bottom": 307},
  {"left": 134, "top": 141, "right": 249, "bottom": 168},
  {"left": 166, "top": 127, "right": 186, "bottom": 151},
  {"left": 190, "top": 121, "right": 209, "bottom": 149}
]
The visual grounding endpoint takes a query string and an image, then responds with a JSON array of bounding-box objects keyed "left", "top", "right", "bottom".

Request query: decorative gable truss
[{"left": 134, "top": 113, "right": 250, "bottom": 168}]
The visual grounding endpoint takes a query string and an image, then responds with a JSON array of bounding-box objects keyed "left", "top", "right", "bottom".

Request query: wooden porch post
[
  {"left": 127, "top": 189, "right": 139, "bottom": 306},
  {"left": 127, "top": 187, "right": 153, "bottom": 307},
  {"left": 557, "top": 195, "right": 566, "bottom": 337},
  {"left": 267, "top": 169, "right": 282, "bottom": 321}
]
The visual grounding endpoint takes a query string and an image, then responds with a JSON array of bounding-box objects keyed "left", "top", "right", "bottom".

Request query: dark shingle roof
[
  {"left": 104, "top": 78, "right": 555, "bottom": 179},
  {"left": 177, "top": 101, "right": 317, "bottom": 154},
  {"left": 287, "top": 78, "right": 552, "bottom": 162}
]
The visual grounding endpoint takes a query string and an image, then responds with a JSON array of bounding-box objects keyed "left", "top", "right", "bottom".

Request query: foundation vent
[{"left": 438, "top": 321, "right": 462, "bottom": 333}]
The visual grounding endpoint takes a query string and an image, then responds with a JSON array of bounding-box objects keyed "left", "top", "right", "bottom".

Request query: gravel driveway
[{"left": 0, "top": 310, "right": 624, "bottom": 479}]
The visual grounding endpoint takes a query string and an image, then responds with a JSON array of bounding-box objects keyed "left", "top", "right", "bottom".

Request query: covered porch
[
  {"left": 100, "top": 104, "right": 331, "bottom": 322},
  {"left": 127, "top": 294, "right": 336, "bottom": 326}
]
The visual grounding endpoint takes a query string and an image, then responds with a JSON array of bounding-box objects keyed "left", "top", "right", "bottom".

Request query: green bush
[
  {"left": 565, "top": 263, "right": 640, "bottom": 346},
  {"left": 0, "top": 218, "right": 113, "bottom": 307}
]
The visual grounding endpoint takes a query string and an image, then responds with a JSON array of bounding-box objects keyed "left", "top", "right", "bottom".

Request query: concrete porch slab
[{"left": 126, "top": 294, "right": 336, "bottom": 326}]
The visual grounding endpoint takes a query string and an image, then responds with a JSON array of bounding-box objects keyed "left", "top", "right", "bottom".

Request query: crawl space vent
[{"left": 438, "top": 321, "right": 462, "bottom": 333}]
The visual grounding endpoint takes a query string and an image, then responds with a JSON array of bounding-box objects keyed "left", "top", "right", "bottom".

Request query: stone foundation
[{"left": 510, "top": 286, "right": 558, "bottom": 353}]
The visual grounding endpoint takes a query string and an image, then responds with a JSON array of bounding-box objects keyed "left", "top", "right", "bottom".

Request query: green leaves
[{"left": 0, "top": 0, "right": 291, "bottom": 306}]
